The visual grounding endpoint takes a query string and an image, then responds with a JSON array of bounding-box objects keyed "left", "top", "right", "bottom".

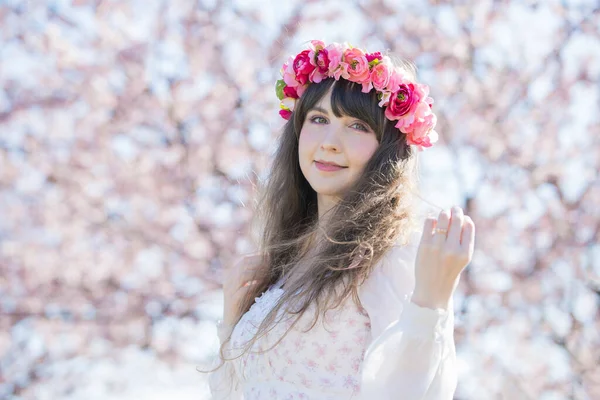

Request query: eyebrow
[{"left": 308, "top": 106, "right": 329, "bottom": 114}]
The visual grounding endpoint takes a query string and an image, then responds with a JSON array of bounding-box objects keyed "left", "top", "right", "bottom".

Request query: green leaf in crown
[{"left": 275, "top": 79, "right": 286, "bottom": 100}]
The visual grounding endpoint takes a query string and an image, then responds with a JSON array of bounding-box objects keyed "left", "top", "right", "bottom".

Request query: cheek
[
  {"left": 298, "top": 129, "right": 314, "bottom": 168},
  {"left": 349, "top": 137, "right": 379, "bottom": 166},
  {"left": 298, "top": 127, "right": 318, "bottom": 155}
]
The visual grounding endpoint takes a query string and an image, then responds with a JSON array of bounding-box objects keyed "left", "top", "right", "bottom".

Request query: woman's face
[{"left": 298, "top": 86, "right": 380, "bottom": 213}]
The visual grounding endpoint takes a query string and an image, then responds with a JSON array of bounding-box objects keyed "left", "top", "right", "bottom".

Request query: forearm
[{"left": 360, "top": 300, "right": 456, "bottom": 399}]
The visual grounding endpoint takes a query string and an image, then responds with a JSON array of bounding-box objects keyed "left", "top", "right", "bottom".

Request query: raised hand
[{"left": 412, "top": 206, "right": 475, "bottom": 310}]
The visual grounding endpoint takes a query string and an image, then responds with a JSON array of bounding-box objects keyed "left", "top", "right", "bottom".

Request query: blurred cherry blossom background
[{"left": 1, "top": 0, "right": 599, "bottom": 399}]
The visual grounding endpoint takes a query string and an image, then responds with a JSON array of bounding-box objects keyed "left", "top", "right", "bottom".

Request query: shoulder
[
  {"left": 234, "top": 252, "right": 267, "bottom": 270},
  {"left": 223, "top": 253, "right": 267, "bottom": 291}
]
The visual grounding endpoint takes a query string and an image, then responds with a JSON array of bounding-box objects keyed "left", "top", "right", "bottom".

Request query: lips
[
  {"left": 314, "top": 161, "right": 347, "bottom": 172},
  {"left": 315, "top": 160, "right": 345, "bottom": 167}
]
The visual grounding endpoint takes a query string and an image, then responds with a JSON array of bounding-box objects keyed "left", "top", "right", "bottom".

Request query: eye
[
  {"left": 310, "top": 116, "right": 327, "bottom": 124},
  {"left": 310, "top": 116, "right": 370, "bottom": 132},
  {"left": 351, "top": 122, "right": 369, "bottom": 132}
]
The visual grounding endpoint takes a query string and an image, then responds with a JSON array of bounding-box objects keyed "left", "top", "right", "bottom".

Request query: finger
[
  {"left": 421, "top": 216, "right": 437, "bottom": 245},
  {"left": 447, "top": 206, "right": 464, "bottom": 246},
  {"left": 460, "top": 216, "right": 475, "bottom": 255},
  {"left": 432, "top": 209, "right": 450, "bottom": 247}
]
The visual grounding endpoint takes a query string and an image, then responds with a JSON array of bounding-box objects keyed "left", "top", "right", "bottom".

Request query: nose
[{"left": 320, "top": 124, "right": 342, "bottom": 152}]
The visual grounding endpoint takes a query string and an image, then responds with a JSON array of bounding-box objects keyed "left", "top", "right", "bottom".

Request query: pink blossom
[
  {"left": 370, "top": 62, "right": 391, "bottom": 91},
  {"left": 406, "top": 129, "right": 438, "bottom": 150},
  {"left": 326, "top": 42, "right": 350, "bottom": 80},
  {"left": 309, "top": 39, "right": 326, "bottom": 51},
  {"left": 361, "top": 80, "right": 373, "bottom": 93},
  {"left": 282, "top": 55, "right": 300, "bottom": 88},
  {"left": 385, "top": 70, "right": 405, "bottom": 93},
  {"left": 309, "top": 49, "right": 330, "bottom": 83},
  {"left": 397, "top": 102, "right": 438, "bottom": 148},
  {"left": 308, "top": 40, "right": 330, "bottom": 83},
  {"left": 377, "top": 90, "right": 392, "bottom": 107}
]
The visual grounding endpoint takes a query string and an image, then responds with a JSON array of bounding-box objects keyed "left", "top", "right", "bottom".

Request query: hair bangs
[{"left": 329, "top": 79, "right": 386, "bottom": 140}]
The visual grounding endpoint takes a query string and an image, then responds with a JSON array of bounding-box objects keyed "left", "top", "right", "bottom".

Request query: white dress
[{"left": 208, "top": 233, "right": 457, "bottom": 399}]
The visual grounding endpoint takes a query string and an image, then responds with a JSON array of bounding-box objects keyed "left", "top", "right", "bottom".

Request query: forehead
[
  {"left": 314, "top": 87, "right": 333, "bottom": 109},
  {"left": 311, "top": 86, "right": 346, "bottom": 115}
]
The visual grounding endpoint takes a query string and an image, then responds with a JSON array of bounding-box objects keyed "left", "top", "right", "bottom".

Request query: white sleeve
[
  {"left": 208, "top": 325, "right": 245, "bottom": 400},
  {"left": 358, "top": 234, "right": 458, "bottom": 400}
]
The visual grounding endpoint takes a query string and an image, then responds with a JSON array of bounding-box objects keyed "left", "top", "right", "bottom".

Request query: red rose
[
  {"left": 283, "top": 85, "right": 299, "bottom": 99},
  {"left": 279, "top": 109, "right": 292, "bottom": 120},
  {"left": 293, "top": 50, "right": 316, "bottom": 85},
  {"left": 384, "top": 83, "right": 418, "bottom": 120},
  {"left": 366, "top": 51, "right": 382, "bottom": 63}
]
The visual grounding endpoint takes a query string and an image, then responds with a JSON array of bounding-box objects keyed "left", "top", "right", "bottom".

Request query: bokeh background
[{"left": 1, "top": 0, "right": 599, "bottom": 399}]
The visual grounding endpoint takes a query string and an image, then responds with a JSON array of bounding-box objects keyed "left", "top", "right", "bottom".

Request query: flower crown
[{"left": 275, "top": 40, "right": 439, "bottom": 150}]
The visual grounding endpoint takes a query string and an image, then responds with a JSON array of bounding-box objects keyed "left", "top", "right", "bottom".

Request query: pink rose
[
  {"left": 293, "top": 50, "right": 315, "bottom": 85},
  {"left": 397, "top": 102, "right": 438, "bottom": 148},
  {"left": 406, "top": 130, "right": 437, "bottom": 149},
  {"left": 385, "top": 70, "right": 405, "bottom": 93},
  {"left": 370, "top": 62, "right": 391, "bottom": 91},
  {"left": 406, "top": 124, "right": 438, "bottom": 150},
  {"left": 345, "top": 48, "right": 370, "bottom": 84},
  {"left": 384, "top": 83, "right": 419, "bottom": 121}
]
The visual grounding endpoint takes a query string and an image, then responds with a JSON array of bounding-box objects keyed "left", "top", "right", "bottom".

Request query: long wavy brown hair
[{"left": 202, "top": 55, "right": 423, "bottom": 376}]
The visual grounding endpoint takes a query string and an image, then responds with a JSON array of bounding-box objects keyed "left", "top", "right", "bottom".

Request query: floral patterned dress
[
  {"left": 209, "top": 235, "right": 457, "bottom": 400},
  {"left": 228, "top": 277, "right": 371, "bottom": 399}
]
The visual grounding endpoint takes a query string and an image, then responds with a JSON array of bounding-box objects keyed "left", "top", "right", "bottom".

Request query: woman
[{"left": 203, "top": 40, "right": 475, "bottom": 399}]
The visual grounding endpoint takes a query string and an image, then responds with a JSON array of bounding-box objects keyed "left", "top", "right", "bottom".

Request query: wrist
[{"left": 411, "top": 290, "right": 450, "bottom": 311}]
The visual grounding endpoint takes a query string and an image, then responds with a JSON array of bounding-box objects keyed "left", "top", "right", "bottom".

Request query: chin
[{"left": 307, "top": 180, "right": 348, "bottom": 197}]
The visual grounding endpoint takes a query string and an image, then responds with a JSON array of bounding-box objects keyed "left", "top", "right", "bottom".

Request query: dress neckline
[
  {"left": 273, "top": 273, "right": 304, "bottom": 294},
  {"left": 273, "top": 276, "right": 286, "bottom": 291}
]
